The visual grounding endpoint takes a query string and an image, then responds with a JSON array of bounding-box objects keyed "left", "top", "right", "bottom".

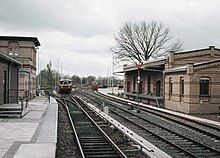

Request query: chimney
[
  {"left": 168, "top": 51, "right": 175, "bottom": 68},
  {"left": 209, "top": 45, "right": 215, "bottom": 50},
  {"left": 209, "top": 46, "right": 215, "bottom": 56},
  {"left": 187, "top": 63, "right": 194, "bottom": 74}
]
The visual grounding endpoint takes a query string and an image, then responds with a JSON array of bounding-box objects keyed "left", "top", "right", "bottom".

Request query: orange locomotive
[
  {"left": 91, "top": 82, "right": 98, "bottom": 91},
  {"left": 59, "top": 79, "right": 72, "bottom": 94}
]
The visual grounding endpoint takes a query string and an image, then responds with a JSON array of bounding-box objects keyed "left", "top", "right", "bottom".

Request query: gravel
[{"left": 56, "top": 103, "right": 81, "bottom": 158}]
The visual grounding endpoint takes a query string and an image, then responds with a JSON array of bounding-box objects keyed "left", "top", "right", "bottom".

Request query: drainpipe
[
  {"left": 8, "top": 61, "right": 15, "bottom": 103},
  {"left": 17, "top": 65, "right": 21, "bottom": 103}
]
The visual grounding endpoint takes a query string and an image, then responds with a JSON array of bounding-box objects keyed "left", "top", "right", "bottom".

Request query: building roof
[
  {"left": 164, "top": 58, "right": 220, "bottom": 74},
  {"left": 0, "top": 36, "right": 40, "bottom": 46},
  {"left": 174, "top": 46, "right": 220, "bottom": 54},
  {"left": 0, "top": 51, "right": 22, "bottom": 66},
  {"left": 123, "top": 57, "right": 166, "bottom": 72}
]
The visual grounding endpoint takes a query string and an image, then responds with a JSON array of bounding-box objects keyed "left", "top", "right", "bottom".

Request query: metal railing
[{"left": 19, "top": 97, "right": 30, "bottom": 118}]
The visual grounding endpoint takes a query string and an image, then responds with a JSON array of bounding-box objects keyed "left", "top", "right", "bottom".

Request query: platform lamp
[{"left": 136, "top": 63, "right": 142, "bottom": 113}]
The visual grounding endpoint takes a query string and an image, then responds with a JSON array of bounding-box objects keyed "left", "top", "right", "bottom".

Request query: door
[
  {"left": 127, "top": 81, "right": 130, "bottom": 92},
  {"left": 156, "top": 80, "right": 161, "bottom": 97}
]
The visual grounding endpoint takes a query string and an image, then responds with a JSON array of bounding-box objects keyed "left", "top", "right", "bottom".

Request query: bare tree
[{"left": 110, "top": 21, "right": 183, "bottom": 64}]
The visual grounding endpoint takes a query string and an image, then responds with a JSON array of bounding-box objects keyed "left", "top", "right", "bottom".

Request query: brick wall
[
  {"left": 0, "top": 39, "right": 37, "bottom": 98},
  {"left": 0, "top": 58, "right": 19, "bottom": 105}
]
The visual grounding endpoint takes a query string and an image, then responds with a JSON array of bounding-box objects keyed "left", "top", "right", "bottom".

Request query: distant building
[
  {"left": 0, "top": 36, "right": 40, "bottom": 98},
  {"left": 123, "top": 46, "right": 220, "bottom": 114},
  {"left": 0, "top": 51, "right": 21, "bottom": 105}
]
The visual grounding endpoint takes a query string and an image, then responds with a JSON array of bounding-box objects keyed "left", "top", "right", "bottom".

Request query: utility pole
[
  {"left": 61, "top": 62, "right": 63, "bottom": 79},
  {"left": 57, "top": 59, "right": 59, "bottom": 89},
  {"left": 112, "top": 53, "right": 114, "bottom": 94},
  {"left": 37, "top": 51, "right": 41, "bottom": 90}
]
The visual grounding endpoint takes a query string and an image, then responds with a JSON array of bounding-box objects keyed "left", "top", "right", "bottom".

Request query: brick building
[
  {"left": 0, "top": 36, "right": 40, "bottom": 98},
  {"left": 0, "top": 51, "right": 21, "bottom": 105},
  {"left": 123, "top": 46, "right": 220, "bottom": 114}
]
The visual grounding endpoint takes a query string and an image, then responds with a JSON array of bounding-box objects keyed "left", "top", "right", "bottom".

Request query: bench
[{"left": 125, "top": 92, "right": 164, "bottom": 107}]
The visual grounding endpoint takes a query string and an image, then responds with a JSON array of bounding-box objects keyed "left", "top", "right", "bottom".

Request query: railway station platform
[
  {"left": 0, "top": 96, "right": 57, "bottom": 158},
  {"left": 99, "top": 87, "right": 220, "bottom": 157},
  {"left": 99, "top": 87, "right": 220, "bottom": 126}
]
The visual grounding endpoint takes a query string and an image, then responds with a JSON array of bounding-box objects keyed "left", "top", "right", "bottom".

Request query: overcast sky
[{"left": 0, "top": 0, "right": 220, "bottom": 77}]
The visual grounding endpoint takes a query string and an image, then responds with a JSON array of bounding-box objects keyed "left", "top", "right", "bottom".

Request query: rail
[
  {"left": 71, "top": 96, "right": 127, "bottom": 158},
  {"left": 76, "top": 96, "right": 155, "bottom": 154},
  {"left": 64, "top": 99, "right": 85, "bottom": 158},
  {"left": 56, "top": 97, "right": 85, "bottom": 158}
]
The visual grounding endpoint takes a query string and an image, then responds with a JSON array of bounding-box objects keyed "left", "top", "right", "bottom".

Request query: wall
[
  {"left": 0, "top": 39, "right": 37, "bottom": 98},
  {"left": 0, "top": 58, "right": 19, "bottom": 105},
  {"left": 164, "top": 62, "right": 220, "bottom": 114}
]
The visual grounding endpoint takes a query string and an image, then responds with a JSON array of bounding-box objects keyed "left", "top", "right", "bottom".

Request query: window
[
  {"left": 169, "top": 78, "right": 172, "bottom": 94},
  {"left": 8, "top": 48, "right": 13, "bottom": 56},
  {"left": 8, "top": 41, "right": 19, "bottom": 56},
  {"left": 169, "top": 77, "right": 172, "bottom": 100},
  {"left": 180, "top": 77, "right": 184, "bottom": 95},
  {"left": 200, "top": 77, "right": 209, "bottom": 96},
  {"left": 14, "top": 48, "right": 19, "bottom": 56}
]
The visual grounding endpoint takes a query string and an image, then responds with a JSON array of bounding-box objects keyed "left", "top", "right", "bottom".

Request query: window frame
[
  {"left": 168, "top": 77, "right": 172, "bottom": 100},
  {"left": 180, "top": 77, "right": 184, "bottom": 96},
  {"left": 199, "top": 77, "right": 210, "bottom": 96}
]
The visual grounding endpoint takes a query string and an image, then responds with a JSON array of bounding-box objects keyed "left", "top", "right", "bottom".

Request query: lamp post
[{"left": 136, "top": 63, "right": 142, "bottom": 113}]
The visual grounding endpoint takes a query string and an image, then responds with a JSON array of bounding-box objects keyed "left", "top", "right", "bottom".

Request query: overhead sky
[{"left": 0, "top": 0, "right": 220, "bottom": 77}]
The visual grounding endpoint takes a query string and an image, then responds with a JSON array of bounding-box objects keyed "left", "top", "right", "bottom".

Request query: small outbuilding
[{"left": 0, "top": 51, "right": 21, "bottom": 105}]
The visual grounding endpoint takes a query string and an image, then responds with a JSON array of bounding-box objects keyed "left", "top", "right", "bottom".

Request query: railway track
[
  {"left": 76, "top": 90, "right": 220, "bottom": 158},
  {"left": 57, "top": 94, "right": 127, "bottom": 158}
]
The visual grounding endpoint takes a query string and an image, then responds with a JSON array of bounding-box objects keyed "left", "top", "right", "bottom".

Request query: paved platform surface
[{"left": 0, "top": 96, "right": 57, "bottom": 158}]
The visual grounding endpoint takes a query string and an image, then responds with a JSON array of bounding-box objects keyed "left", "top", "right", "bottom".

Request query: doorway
[{"left": 156, "top": 80, "right": 161, "bottom": 97}]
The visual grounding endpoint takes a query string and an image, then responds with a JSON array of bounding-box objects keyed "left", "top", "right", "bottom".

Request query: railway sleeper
[
  {"left": 83, "top": 147, "right": 114, "bottom": 152},
  {"left": 193, "top": 152, "right": 220, "bottom": 157},
  {"left": 80, "top": 137, "right": 106, "bottom": 141},
  {"left": 84, "top": 150, "right": 117, "bottom": 155},
  {"left": 85, "top": 154, "right": 119, "bottom": 158}
]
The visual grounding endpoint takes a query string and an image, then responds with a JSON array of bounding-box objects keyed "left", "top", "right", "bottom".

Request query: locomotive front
[{"left": 59, "top": 79, "right": 72, "bottom": 94}]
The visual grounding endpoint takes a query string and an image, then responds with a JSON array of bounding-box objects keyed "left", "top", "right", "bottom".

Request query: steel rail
[
  {"left": 76, "top": 92, "right": 199, "bottom": 157},
  {"left": 96, "top": 91, "right": 220, "bottom": 131},
  {"left": 70, "top": 95, "right": 128, "bottom": 158},
  {"left": 79, "top": 91, "right": 220, "bottom": 157},
  {"left": 56, "top": 97, "right": 85, "bottom": 158},
  {"left": 96, "top": 93, "right": 220, "bottom": 155},
  {"left": 92, "top": 91, "right": 220, "bottom": 140}
]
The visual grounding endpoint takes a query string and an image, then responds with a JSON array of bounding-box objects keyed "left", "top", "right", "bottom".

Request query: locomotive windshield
[{"left": 59, "top": 79, "right": 72, "bottom": 84}]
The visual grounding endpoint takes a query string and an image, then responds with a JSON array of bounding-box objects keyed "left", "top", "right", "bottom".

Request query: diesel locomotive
[
  {"left": 91, "top": 82, "right": 98, "bottom": 91},
  {"left": 59, "top": 78, "right": 72, "bottom": 94}
]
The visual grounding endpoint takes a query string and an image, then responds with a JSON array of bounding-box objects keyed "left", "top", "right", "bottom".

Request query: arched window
[
  {"left": 8, "top": 41, "right": 19, "bottom": 56},
  {"left": 180, "top": 77, "right": 184, "bottom": 95},
  {"left": 169, "top": 77, "right": 172, "bottom": 100},
  {"left": 200, "top": 77, "right": 209, "bottom": 96}
]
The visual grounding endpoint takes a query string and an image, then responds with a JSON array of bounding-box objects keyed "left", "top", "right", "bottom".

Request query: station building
[
  {"left": 123, "top": 46, "right": 220, "bottom": 114},
  {"left": 0, "top": 36, "right": 40, "bottom": 98},
  {"left": 0, "top": 51, "right": 21, "bottom": 105}
]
